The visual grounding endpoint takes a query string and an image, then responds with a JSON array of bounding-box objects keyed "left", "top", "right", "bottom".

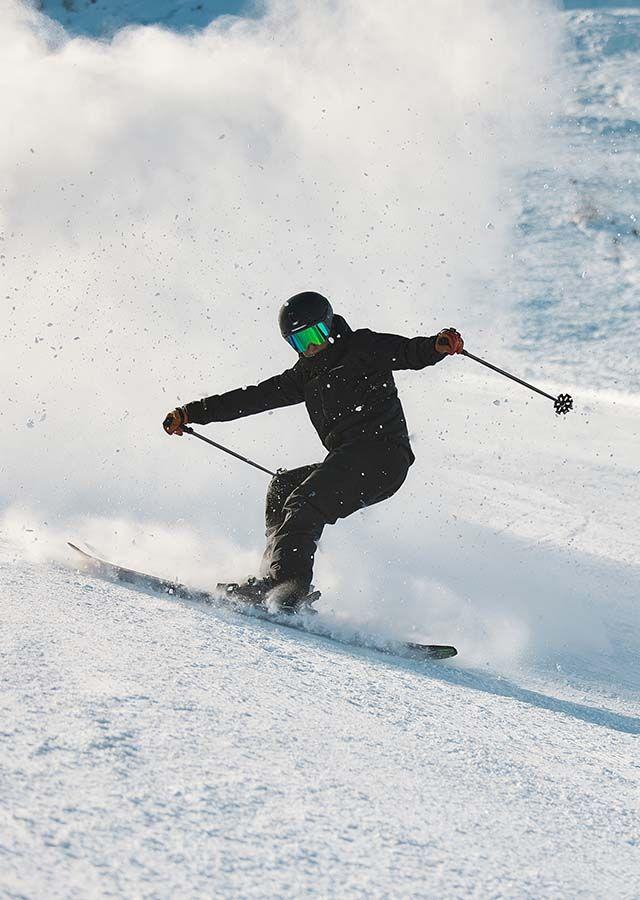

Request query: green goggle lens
[{"left": 286, "top": 321, "right": 330, "bottom": 353}]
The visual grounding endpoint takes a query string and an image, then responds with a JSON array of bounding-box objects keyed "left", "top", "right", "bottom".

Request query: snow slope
[
  {"left": 2, "top": 0, "right": 640, "bottom": 896},
  {"left": 2, "top": 364, "right": 638, "bottom": 896},
  {"left": 515, "top": 6, "right": 640, "bottom": 394},
  {"left": 36, "top": 0, "right": 247, "bottom": 36},
  {"left": 2, "top": 541, "right": 639, "bottom": 899}
]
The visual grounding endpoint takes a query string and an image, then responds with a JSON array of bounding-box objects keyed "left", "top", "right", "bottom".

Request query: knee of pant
[
  {"left": 267, "top": 466, "right": 318, "bottom": 515},
  {"left": 282, "top": 494, "right": 328, "bottom": 530},
  {"left": 265, "top": 472, "right": 290, "bottom": 515}
]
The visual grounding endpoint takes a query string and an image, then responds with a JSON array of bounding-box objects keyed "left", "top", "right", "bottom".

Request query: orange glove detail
[
  {"left": 163, "top": 407, "right": 188, "bottom": 436},
  {"left": 435, "top": 327, "right": 464, "bottom": 355}
]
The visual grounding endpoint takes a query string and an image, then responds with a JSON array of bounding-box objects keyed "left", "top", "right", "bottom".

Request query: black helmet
[{"left": 278, "top": 292, "right": 333, "bottom": 341}]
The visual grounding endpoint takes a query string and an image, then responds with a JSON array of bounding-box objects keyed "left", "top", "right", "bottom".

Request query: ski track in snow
[
  {"left": 2, "top": 545, "right": 639, "bottom": 899},
  {"left": 515, "top": 8, "right": 640, "bottom": 394}
]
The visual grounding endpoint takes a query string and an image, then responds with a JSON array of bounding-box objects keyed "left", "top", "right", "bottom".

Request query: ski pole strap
[
  {"left": 183, "top": 427, "right": 277, "bottom": 477},
  {"left": 461, "top": 350, "right": 573, "bottom": 414}
]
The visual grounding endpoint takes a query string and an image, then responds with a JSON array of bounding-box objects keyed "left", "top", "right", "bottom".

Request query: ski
[{"left": 67, "top": 541, "right": 458, "bottom": 661}]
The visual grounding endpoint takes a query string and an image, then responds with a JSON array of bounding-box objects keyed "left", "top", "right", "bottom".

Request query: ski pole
[
  {"left": 461, "top": 350, "right": 573, "bottom": 415},
  {"left": 182, "top": 426, "right": 336, "bottom": 520},
  {"left": 182, "top": 426, "right": 277, "bottom": 476}
]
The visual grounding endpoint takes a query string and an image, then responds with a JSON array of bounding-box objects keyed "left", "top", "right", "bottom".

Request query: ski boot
[
  {"left": 217, "top": 576, "right": 320, "bottom": 615},
  {"left": 268, "top": 579, "right": 321, "bottom": 615},
  {"left": 216, "top": 575, "right": 273, "bottom": 607}
]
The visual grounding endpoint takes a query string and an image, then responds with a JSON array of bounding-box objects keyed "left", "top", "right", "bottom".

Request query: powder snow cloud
[{"left": 6, "top": 0, "right": 614, "bottom": 672}]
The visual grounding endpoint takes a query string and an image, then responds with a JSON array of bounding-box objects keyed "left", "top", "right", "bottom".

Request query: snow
[
  {"left": 2, "top": 369, "right": 639, "bottom": 895},
  {"left": 37, "top": 0, "right": 246, "bottom": 36},
  {"left": 2, "top": 0, "right": 640, "bottom": 896},
  {"left": 2, "top": 545, "right": 639, "bottom": 898},
  {"left": 514, "top": 7, "right": 640, "bottom": 394}
]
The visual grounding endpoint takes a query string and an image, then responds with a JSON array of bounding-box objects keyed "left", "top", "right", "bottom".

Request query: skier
[{"left": 163, "top": 292, "right": 464, "bottom": 611}]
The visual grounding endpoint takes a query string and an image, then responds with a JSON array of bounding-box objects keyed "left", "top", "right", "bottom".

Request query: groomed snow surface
[
  {"left": 2, "top": 537, "right": 639, "bottom": 899},
  {"left": 2, "top": 374, "right": 639, "bottom": 898}
]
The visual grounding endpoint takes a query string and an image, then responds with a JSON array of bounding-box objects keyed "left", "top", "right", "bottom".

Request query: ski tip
[
  {"left": 68, "top": 540, "right": 91, "bottom": 559},
  {"left": 430, "top": 645, "right": 458, "bottom": 660},
  {"left": 406, "top": 643, "right": 458, "bottom": 660}
]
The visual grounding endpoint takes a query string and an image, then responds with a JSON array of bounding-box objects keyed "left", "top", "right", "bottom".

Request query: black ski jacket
[{"left": 184, "top": 316, "right": 446, "bottom": 463}]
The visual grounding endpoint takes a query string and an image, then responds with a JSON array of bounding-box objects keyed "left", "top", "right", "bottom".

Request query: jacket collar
[
  {"left": 330, "top": 314, "right": 352, "bottom": 342},
  {"left": 296, "top": 314, "right": 352, "bottom": 374}
]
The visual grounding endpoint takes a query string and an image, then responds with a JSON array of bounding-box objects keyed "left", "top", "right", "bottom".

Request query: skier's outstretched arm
[
  {"left": 360, "top": 327, "right": 464, "bottom": 371},
  {"left": 163, "top": 368, "right": 304, "bottom": 434}
]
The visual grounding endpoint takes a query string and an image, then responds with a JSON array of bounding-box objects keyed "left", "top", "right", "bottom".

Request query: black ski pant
[{"left": 260, "top": 440, "right": 412, "bottom": 589}]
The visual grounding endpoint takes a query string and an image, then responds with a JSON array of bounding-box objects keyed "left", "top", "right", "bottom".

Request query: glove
[
  {"left": 163, "top": 406, "right": 188, "bottom": 436},
  {"left": 435, "top": 327, "right": 464, "bottom": 355}
]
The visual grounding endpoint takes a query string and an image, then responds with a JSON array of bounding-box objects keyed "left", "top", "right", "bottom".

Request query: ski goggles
[{"left": 285, "top": 320, "right": 331, "bottom": 353}]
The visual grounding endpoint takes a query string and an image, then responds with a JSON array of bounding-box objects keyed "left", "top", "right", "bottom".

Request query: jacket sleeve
[
  {"left": 358, "top": 329, "right": 446, "bottom": 371},
  {"left": 184, "top": 367, "right": 305, "bottom": 425}
]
